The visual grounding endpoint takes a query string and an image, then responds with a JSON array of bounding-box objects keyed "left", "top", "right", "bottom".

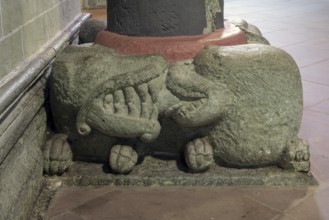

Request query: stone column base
[{"left": 95, "top": 22, "right": 247, "bottom": 61}]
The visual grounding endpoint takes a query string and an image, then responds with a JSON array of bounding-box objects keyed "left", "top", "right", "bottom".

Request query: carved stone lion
[{"left": 45, "top": 43, "right": 309, "bottom": 175}]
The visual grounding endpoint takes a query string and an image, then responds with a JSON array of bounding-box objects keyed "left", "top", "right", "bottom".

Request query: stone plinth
[
  {"left": 95, "top": 22, "right": 247, "bottom": 61},
  {"left": 47, "top": 158, "right": 317, "bottom": 186}
]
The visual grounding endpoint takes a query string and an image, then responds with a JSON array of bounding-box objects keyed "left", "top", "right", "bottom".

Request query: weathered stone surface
[
  {"left": 49, "top": 43, "right": 309, "bottom": 176},
  {"left": 0, "top": 8, "right": 2, "bottom": 38},
  {"left": 107, "top": 0, "right": 224, "bottom": 36},
  {"left": 109, "top": 145, "right": 138, "bottom": 174},
  {"left": 184, "top": 137, "right": 214, "bottom": 172},
  {"left": 35, "top": 0, "right": 58, "bottom": 16},
  {"left": 82, "top": 0, "right": 107, "bottom": 9},
  {"left": 22, "top": 15, "right": 47, "bottom": 58},
  {"left": 44, "top": 4, "right": 62, "bottom": 39},
  {"left": 230, "top": 18, "right": 270, "bottom": 45},
  {"left": 204, "top": 0, "right": 224, "bottom": 33},
  {"left": 61, "top": 0, "right": 82, "bottom": 28},
  {"left": 0, "top": 109, "right": 47, "bottom": 220},
  {"left": 1, "top": 0, "right": 22, "bottom": 35},
  {"left": 20, "top": 0, "right": 36, "bottom": 24},
  {"left": 79, "top": 19, "right": 106, "bottom": 43},
  {"left": 0, "top": 30, "right": 24, "bottom": 79},
  {"left": 193, "top": 45, "right": 304, "bottom": 167},
  {"left": 0, "top": 76, "right": 46, "bottom": 164},
  {"left": 279, "top": 138, "right": 310, "bottom": 172},
  {"left": 49, "top": 45, "right": 167, "bottom": 164},
  {"left": 48, "top": 158, "right": 317, "bottom": 186},
  {"left": 44, "top": 134, "right": 73, "bottom": 176}
]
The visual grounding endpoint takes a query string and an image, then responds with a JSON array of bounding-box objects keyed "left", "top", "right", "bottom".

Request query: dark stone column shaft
[{"left": 107, "top": 0, "right": 224, "bottom": 37}]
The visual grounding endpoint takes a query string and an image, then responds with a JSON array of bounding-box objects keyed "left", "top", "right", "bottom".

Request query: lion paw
[
  {"left": 43, "top": 134, "right": 73, "bottom": 175},
  {"left": 184, "top": 137, "right": 214, "bottom": 172},
  {"left": 109, "top": 145, "right": 138, "bottom": 174},
  {"left": 279, "top": 138, "right": 310, "bottom": 172}
]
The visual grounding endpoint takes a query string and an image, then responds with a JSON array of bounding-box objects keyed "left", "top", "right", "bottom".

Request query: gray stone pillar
[{"left": 107, "top": 0, "right": 224, "bottom": 36}]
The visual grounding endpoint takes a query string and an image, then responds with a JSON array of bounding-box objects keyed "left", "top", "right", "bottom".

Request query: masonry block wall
[
  {"left": 0, "top": 0, "right": 81, "bottom": 80},
  {"left": 82, "top": 0, "right": 106, "bottom": 9},
  {"left": 0, "top": 0, "right": 87, "bottom": 219}
]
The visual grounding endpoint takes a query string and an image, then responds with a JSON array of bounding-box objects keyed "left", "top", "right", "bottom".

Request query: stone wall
[
  {"left": 0, "top": 0, "right": 81, "bottom": 80},
  {"left": 82, "top": 0, "right": 106, "bottom": 9},
  {"left": 0, "top": 0, "right": 88, "bottom": 219}
]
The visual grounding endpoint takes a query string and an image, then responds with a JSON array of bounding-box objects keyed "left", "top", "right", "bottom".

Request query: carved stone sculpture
[{"left": 46, "top": 42, "right": 310, "bottom": 175}]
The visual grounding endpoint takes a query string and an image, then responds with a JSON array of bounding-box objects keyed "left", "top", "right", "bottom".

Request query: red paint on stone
[{"left": 95, "top": 22, "right": 247, "bottom": 61}]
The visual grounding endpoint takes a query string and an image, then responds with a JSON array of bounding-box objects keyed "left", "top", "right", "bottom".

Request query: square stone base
[{"left": 52, "top": 156, "right": 317, "bottom": 187}]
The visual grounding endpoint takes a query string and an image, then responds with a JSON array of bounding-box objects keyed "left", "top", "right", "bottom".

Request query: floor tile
[
  {"left": 252, "top": 21, "right": 292, "bottom": 32},
  {"left": 301, "top": 60, "right": 329, "bottom": 86},
  {"left": 281, "top": 45, "right": 329, "bottom": 68},
  {"left": 237, "top": 187, "right": 309, "bottom": 212},
  {"left": 310, "top": 154, "right": 329, "bottom": 183},
  {"left": 285, "top": 185, "right": 329, "bottom": 220},
  {"left": 300, "top": 109, "right": 329, "bottom": 127},
  {"left": 310, "top": 100, "right": 329, "bottom": 114},
  {"left": 49, "top": 211, "right": 84, "bottom": 220},
  {"left": 274, "top": 214, "right": 299, "bottom": 220},
  {"left": 299, "top": 110, "right": 329, "bottom": 182},
  {"left": 47, "top": 186, "right": 113, "bottom": 217},
  {"left": 47, "top": 187, "right": 281, "bottom": 220},
  {"left": 299, "top": 110, "right": 329, "bottom": 155},
  {"left": 282, "top": 44, "right": 327, "bottom": 59},
  {"left": 263, "top": 31, "right": 311, "bottom": 46},
  {"left": 301, "top": 81, "right": 329, "bottom": 108},
  {"left": 302, "top": 38, "right": 329, "bottom": 50}
]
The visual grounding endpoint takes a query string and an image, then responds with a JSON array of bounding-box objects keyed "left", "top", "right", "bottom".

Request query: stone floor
[{"left": 47, "top": 0, "right": 329, "bottom": 219}]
